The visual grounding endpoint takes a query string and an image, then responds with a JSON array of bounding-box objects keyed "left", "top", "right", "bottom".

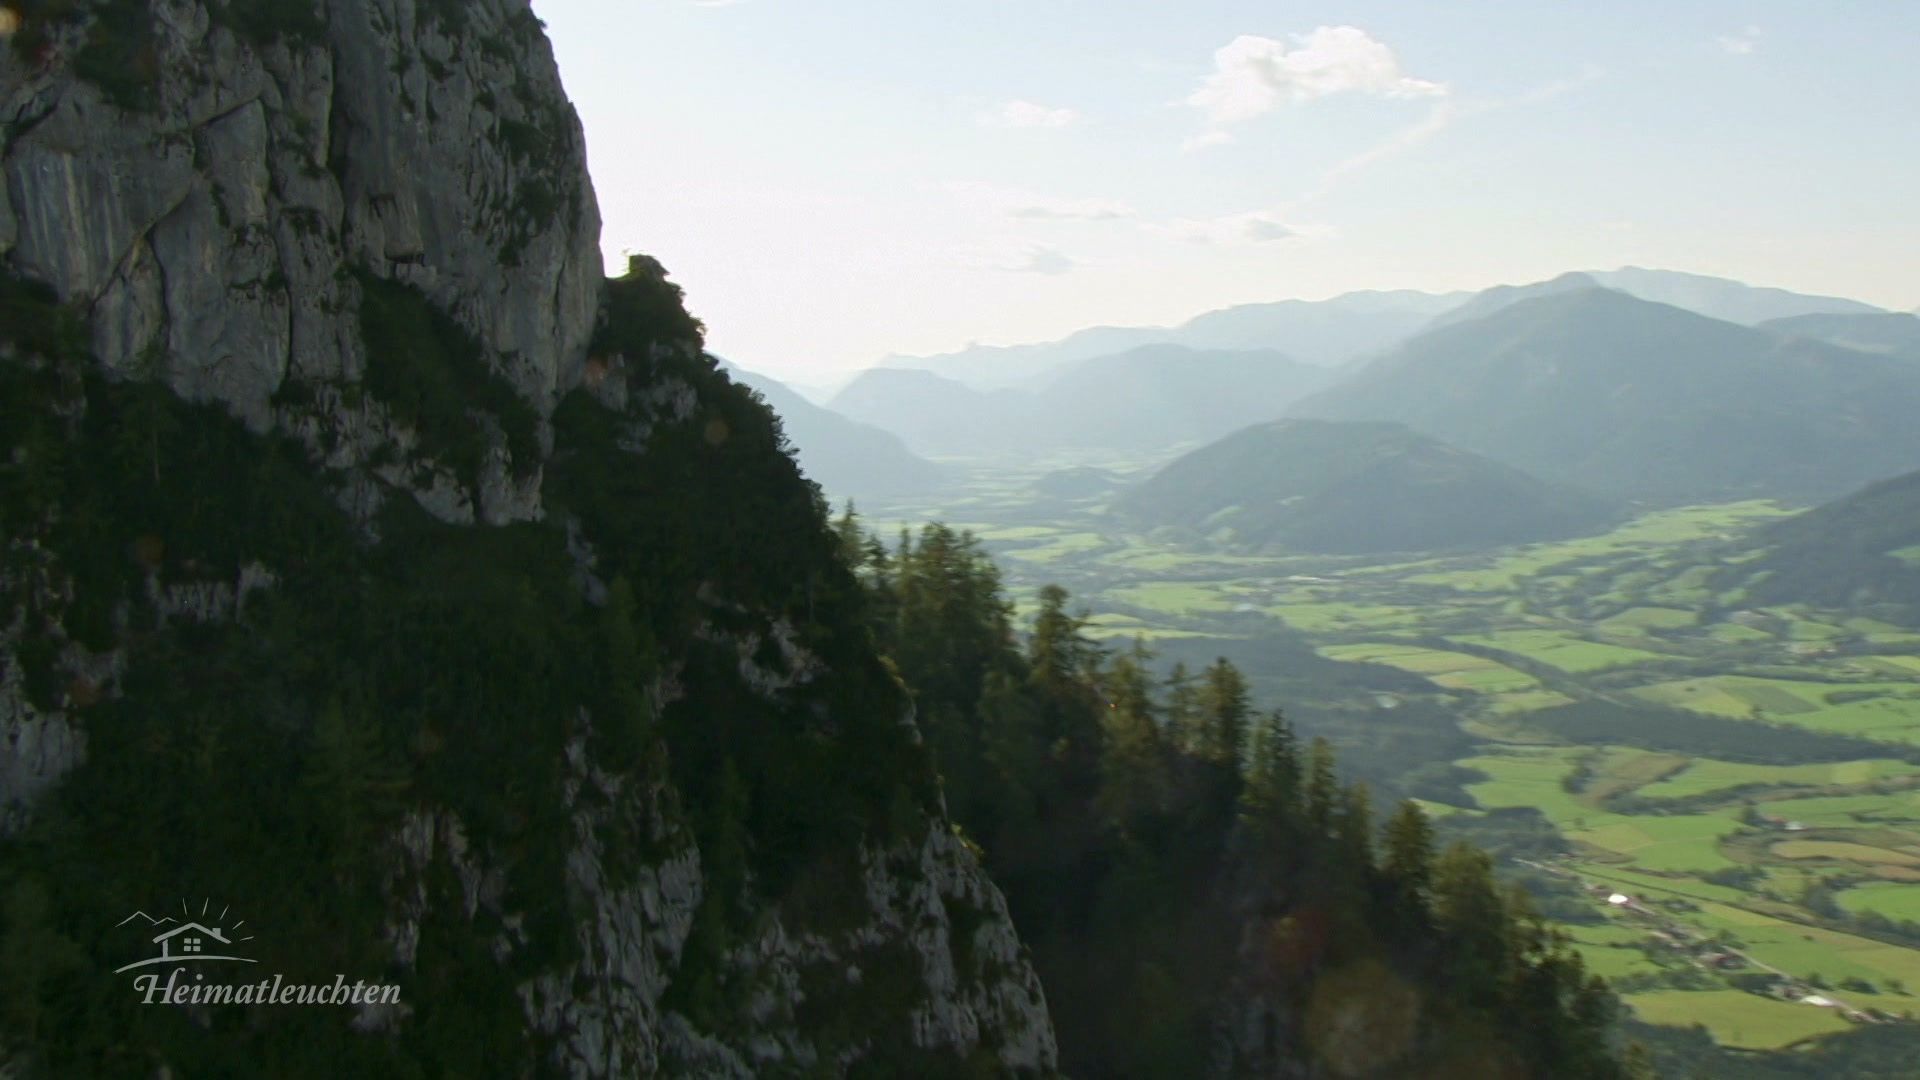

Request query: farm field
[
  {"left": 1317, "top": 643, "right": 1540, "bottom": 693},
  {"left": 1631, "top": 677, "right": 1920, "bottom": 744},
  {"left": 1638, "top": 759, "right": 1920, "bottom": 801},
  {"left": 863, "top": 470, "right": 1920, "bottom": 1055},
  {"left": 1622, "top": 990, "right": 1853, "bottom": 1050},
  {"left": 1448, "top": 629, "right": 1669, "bottom": 673}
]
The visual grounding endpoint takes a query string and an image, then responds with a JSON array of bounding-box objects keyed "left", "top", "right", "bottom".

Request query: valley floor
[{"left": 856, "top": 456, "right": 1920, "bottom": 1057}]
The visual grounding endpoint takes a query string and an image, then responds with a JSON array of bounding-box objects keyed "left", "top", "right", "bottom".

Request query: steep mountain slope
[
  {"left": 1114, "top": 420, "right": 1616, "bottom": 554},
  {"left": 875, "top": 289, "right": 1467, "bottom": 389},
  {"left": 1290, "top": 288, "right": 1920, "bottom": 504},
  {"left": 1422, "top": 271, "right": 1606, "bottom": 331},
  {"left": 0, "top": 3, "right": 1052, "bottom": 1076},
  {"left": 1730, "top": 469, "right": 1920, "bottom": 625},
  {"left": 723, "top": 362, "right": 948, "bottom": 498},
  {"left": 828, "top": 367, "right": 1028, "bottom": 457},
  {"left": 1761, "top": 312, "right": 1920, "bottom": 362},
  {"left": 1028, "top": 345, "right": 1331, "bottom": 452},
  {"left": 1588, "top": 266, "right": 1884, "bottom": 325}
]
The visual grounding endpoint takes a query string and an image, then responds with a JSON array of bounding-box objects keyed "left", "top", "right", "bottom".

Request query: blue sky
[{"left": 538, "top": 1, "right": 1920, "bottom": 379}]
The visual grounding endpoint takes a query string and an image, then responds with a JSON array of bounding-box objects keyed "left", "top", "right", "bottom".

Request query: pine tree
[
  {"left": 1105, "top": 637, "right": 1158, "bottom": 724},
  {"left": 1240, "top": 708, "right": 1302, "bottom": 840},
  {"left": 1380, "top": 800, "right": 1437, "bottom": 935},
  {"left": 1431, "top": 842, "right": 1511, "bottom": 1004},
  {"left": 1096, "top": 690, "right": 1167, "bottom": 828},
  {"left": 1333, "top": 781, "right": 1376, "bottom": 876},
  {"left": 832, "top": 499, "right": 863, "bottom": 568},
  {"left": 1195, "top": 657, "right": 1250, "bottom": 770},
  {"left": 301, "top": 696, "right": 407, "bottom": 882},
  {"left": 1028, "top": 583, "right": 1098, "bottom": 688},
  {"left": 1163, "top": 662, "right": 1201, "bottom": 754},
  {"left": 1303, "top": 736, "right": 1339, "bottom": 842}
]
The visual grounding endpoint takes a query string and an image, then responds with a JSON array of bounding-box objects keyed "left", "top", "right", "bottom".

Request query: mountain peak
[
  {"left": 1291, "top": 280, "right": 1920, "bottom": 503},
  {"left": 1115, "top": 418, "right": 1616, "bottom": 554}
]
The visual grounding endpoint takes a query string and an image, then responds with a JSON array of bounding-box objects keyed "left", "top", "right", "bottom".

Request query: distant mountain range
[
  {"left": 723, "top": 362, "right": 949, "bottom": 499},
  {"left": 1287, "top": 288, "right": 1920, "bottom": 504},
  {"left": 739, "top": 268, "right": 1919, "bottom": 509},
  {"left": 826, "top": 368, "right": 1031, "bottom": 457},
  {"left": 874, "top": 268, "right": 1883, "bottom": 391},
  {"left": 1113, "top": 419, "right": 1616, "bottom": 554},
  {"left": 831, "top": 345, "right": 1331, "bottom": 459},
  {"left": 1759, "top": 311, "right": 1920, "bottom": 362},
  {"left": 1584, "top": 267, "right": 1883, "bottom": 326},
  {"left": 875, "top": 290, "right": 1466, "bottom": 389}
]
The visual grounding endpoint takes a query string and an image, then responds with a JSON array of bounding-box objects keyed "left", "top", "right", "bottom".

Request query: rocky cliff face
[
  {"left": 5, "top": 0, "right": 599, "bottom": 510},
  {"left": 0, "top": 1, "right": 1054, "bottom": 1074}
]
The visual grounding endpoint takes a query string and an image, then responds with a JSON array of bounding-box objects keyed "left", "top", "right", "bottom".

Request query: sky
[{"left": 537, "top": 1, "right": 1920, "bottom": 381}]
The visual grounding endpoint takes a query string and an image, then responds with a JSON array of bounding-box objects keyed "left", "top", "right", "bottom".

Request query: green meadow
[{"left": 1623, "top": 990, "right": 1853, "bottom": 1050}]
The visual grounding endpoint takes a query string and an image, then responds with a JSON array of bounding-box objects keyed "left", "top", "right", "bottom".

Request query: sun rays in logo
[{"left": 114, "top": 899, "right": 258, "bottom": 973}]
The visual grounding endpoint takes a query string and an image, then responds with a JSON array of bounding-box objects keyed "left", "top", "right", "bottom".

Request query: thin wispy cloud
[
  {"left": 1303, "top": 101, "right": 1459, "bottom": 201},
  {"left": 1151, "top": 210, "right": 1305, "bottom": 247},
  {"left": 944, "top": 182, "right": 1134, "bottom": 222},
  {"left": 956, "top": 241, "right": 1078, "bottom": 275},
  {"left": 1717, "top": 25, "right": 1761, "bottom": 55},
  {"left": 1009, "top": 198, "right": 1133, "bottom": 221},
  {"left": 1293, "top": 67, "right": 1602, "bottom": 205},
  {"left": 1187, "top": 27, "right": 1446, "bottom": 130},
  {"left": 979, "top": 100, "right": 1081, "bottom": 129}
]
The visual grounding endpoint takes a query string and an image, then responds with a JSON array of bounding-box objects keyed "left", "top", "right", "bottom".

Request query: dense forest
[{"left": 830, "top": 510, "right": 1642, "bottom": 1077}]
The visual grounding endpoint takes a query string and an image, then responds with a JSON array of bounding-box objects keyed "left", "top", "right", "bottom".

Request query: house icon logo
[{"left": 113, "top": 900, "right": 258, "bottom": 973}]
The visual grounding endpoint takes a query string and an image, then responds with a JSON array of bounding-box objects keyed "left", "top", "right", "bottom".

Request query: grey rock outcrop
[{"left": 3, "top": 0, "right": 598, "bottom": 458}]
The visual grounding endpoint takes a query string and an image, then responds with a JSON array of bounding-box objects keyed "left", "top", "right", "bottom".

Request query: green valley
[{"left": 857, "top": 457, "right": 1920, "bottom": 1061}]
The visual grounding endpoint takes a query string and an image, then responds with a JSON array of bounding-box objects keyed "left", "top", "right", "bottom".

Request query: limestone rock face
[
  {"left": 1, "top": 2, "right": 1057, "bottom": 1075},
  {"left": 2, "top": 0, "right": 599, "bottom": 447}
]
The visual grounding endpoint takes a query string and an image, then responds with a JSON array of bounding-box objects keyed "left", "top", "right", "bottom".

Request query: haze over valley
[{"left": 714, "top": 254, "right": 1920, "bottom": 1074}]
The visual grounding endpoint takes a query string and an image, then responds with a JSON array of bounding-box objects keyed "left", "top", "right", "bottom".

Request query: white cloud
[
  {"left": 1187, "top": 27, "right": 1446, "bottom": 128},
  {"left": 979, "top": 100, "right": 1080, "bottom": 129},
  {"left": 1151, "top": 210, "right": 1306, "bottom": 247},
  {"left": 1717, "top": 25, "right": 1761, "bottom": 55},
  {"left": 956, "top": 241, "right": 1078, "bottom": 275}
]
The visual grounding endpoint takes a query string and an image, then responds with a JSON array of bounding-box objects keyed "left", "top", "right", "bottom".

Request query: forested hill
[
  {"left": 0, "top": 1, "right": 1053, "bottom": 1074},
  {"left": 1730, "top": 469, "right": 1920, "bottom": 625},
  {"left": 828, "top": 512, "right": 1640, "bottom": 1077},
  {"left": 1115, "top": 419, "right": 1618, "bottom": 554},
  {"left": 1289, "top": 287, "right": 1920, "bottom": 504}
]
